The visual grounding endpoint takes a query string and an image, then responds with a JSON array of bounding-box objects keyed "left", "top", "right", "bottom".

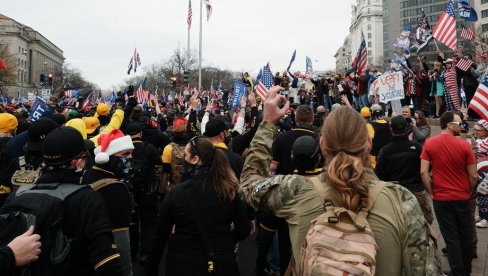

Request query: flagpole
[
  {"left": 198, "top": 0, "right": 203, "bottom": 91},
  {"left": 187, "top": 4, "right": 191, "bottom": 74}
]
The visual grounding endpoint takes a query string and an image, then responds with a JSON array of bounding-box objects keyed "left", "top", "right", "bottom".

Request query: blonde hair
[{"left": 321, "top": 106, "right": 373, "bottom": 211}]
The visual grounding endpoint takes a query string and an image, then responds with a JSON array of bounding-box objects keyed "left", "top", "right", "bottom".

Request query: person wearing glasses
[
  {"left": 147, "top": 136, "right": 251, "bottom": 276},
  {"left": 421, "top": 111, "right": 478, "bottom": 276}
]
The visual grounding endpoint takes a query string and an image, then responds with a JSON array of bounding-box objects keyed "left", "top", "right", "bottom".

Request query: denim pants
[
  {"left": 358, "top": 93, "right": 369, "bottom": 109},
  {"left": 323, "top": 94, "right": 332, "bottom": 110},
  {"left": 433, "top": 200, "right": 472, "bottom": 276}
]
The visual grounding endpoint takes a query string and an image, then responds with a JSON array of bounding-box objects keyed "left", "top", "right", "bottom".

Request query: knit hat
[
  {"left": 173, "top": 117, "right": 188, "bottom": 134},
  {"left": 26, "top": 118, "right": 58, "bottom": 152},
  {"left": 42, "top": 127, "right": 86, "bottom": 166},
  {"left": 65, "top": 119, "right": 88, "bottom": 139},
  {"left": 331, "top": 103, "right": 341, "bottom": 112},
  {"left": 0, "top": 113, "right": 18, "bottom": 133},
  {"left": 96, "top": 103, "right": 110, "bottom": 117},
  {"left": 126, "top": 122, "right": 142, "bottom": 136},
  {"left": 67, "top": 109, "right": 79, "bottom": 118},
  {"left": 94, "top": 129, "right": 134, "bottom": 164},
  {"left": 83, "top": 117, "right": 100, "bottom": 134},
  {"left": 360, "top": 107, "right": 371, "bottom": 118}
]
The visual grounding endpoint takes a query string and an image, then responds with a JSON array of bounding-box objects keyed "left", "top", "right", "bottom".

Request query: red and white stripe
[
  {"left": 255, "top": 81, "right": 268, "bottom": 101},
  {"left": 357, "top": 47, "right": 367, "bottom": 74},
  {"left": 433, "top": 11, "right": 457, "bottom": 50},
  {"left": 187, "top": 0, "right": 192, "bottom": 29},
  {"left": 136, "top": 85, "right": 145, "bottom": 103},
  {"left": 456, "top": 58, "right": 474, "bottom": 72},
  {"left": 469, "top": 77, "right": 488, "bottom": 120},
  {"left": 460, "top": 27, "right": 474, "bottom": 40}
]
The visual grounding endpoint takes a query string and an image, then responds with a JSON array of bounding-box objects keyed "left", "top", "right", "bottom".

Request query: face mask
[
  {"left": 183, "top": 160, "right": 197, "bottom": 173},
  {"left": 109, "top": 156, "right": 132, "bottom": 178}
]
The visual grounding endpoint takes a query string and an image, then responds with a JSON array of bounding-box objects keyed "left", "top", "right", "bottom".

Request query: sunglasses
[
  {"left": 190, "top": 136, "right": 203, "bottom": 156},
  {"left": 449, "top": 121, "right": 462, "bottom": 126}
]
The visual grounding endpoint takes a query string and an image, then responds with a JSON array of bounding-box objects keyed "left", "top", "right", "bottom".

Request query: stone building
[{"left": 0, "top": 14, "right": 64, "bottom": 98}]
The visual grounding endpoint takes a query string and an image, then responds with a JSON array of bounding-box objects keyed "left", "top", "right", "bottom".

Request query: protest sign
[
  {"left": 375, "top": 72, "right": 404, "bottom": 103},
  {"left": 29, "top": 96, "right": 47, "bottom": 122},
  {"left": 231, "top": 81, "right": 247, "bottom": 108}
]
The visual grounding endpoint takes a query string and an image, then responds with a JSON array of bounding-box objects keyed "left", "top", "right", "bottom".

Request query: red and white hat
[{"left": 94, "top": 129, "right": 134, "bottom": 164}]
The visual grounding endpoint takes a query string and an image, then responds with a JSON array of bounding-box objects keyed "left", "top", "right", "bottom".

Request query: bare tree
[{"left": 0, "top": 44, "right": 18, "bottom": 88}]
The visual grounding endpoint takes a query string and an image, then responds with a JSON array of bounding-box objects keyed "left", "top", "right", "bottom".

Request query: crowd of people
[{"left": 0, "top": 47, "right": 487, "bottom": 276}]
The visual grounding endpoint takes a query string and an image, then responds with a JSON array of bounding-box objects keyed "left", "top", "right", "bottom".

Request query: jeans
[
  {"left": 358, "top": 93, "right": 369, "bottom": 109},
  {"left": 433, "top": 200, "right": 472, "bottom": 276},
  {"left": 323, "top": 94, "right": 332, "bottom": 110}
]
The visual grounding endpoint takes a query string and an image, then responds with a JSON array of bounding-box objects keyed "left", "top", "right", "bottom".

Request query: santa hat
[{"left": 94, "top": 129, "right": 134, "bottom": 164}]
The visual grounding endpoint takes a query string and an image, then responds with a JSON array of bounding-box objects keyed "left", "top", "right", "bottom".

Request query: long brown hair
[
  {"left": 321, "top": 106, "right": 373, "bottom": 211},
  {"left": 189, "top": 137, "right": 239, "bottom": 202}
]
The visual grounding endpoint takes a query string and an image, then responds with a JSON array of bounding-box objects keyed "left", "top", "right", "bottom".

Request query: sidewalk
[{"left": 434, "top": 221, "right": 488, "bottom": 275}]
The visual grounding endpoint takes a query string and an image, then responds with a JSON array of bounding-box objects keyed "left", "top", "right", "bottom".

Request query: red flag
[{"left": 0, "top": 59, "right": 7, "bottom": 70}]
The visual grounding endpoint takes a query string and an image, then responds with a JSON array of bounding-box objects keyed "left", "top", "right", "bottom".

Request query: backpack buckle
[{"left": 328, "top": 216, "right": 339, "bottom": 224}]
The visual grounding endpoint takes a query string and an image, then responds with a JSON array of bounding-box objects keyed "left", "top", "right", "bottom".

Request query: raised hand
[{"left": 263, "top": 86, "right": 289, "bottom": 125}]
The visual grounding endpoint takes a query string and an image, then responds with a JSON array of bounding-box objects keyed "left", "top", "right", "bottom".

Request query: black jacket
[
  {"left": 375, "top": 135, "right": 424, "bottom": 193},
  {"left": 272, "top": 125, "right": 318, "bottom": 175},
  {"left": 148, "top": 174, "right": 250, "bottom": 275}
]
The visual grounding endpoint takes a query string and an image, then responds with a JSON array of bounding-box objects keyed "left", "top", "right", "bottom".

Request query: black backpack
[{"left": 0, "top": 183, "right": 87, "bottom": 276}]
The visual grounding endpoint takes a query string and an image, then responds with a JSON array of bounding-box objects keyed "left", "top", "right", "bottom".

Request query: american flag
[
  {"left": 469, "top": 74, "right": 488, "bottom": 120},
  {"left": 204, "top": 0, "right": 212, "bottom": 22},
  {"left": 352, "top": 32, "right": 367, "bottom": 74},
  {"left": 433, "top": 0, "right": 457, "bottom": 50},
  {"left": 460, "top": 27, "right": 474, "bottom": 40},
  {"left": 136, "top": 85, "right": 146, "bottom": 103},
  {"left": 64, "top": 90, "right": 78, "bottom": 98},
  {"left": 255, "top": 65, "right": 273, "bottom": 101},
  {"left": 305, "top": 56, "right": 313, "bottom": 79},
  {"left": 456, "top": 58, "right": 474, "bottom": 71},
  {"left": 187, "top": 0, "right": 192, "bottom": 29}
]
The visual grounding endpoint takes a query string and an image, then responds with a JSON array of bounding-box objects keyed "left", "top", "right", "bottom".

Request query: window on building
[
  {"left": 18, "top": 46, "right": 20, "bottom": 53},
  {"left": 482, "top": 23, "right": 488, "bottom": 32},
  {"left": 368, "top": 33, "right": 372, "bottom": 39},
  {"left": 368, "top": 24, "right": 372, "bottom": 31},
  {"left": 368, "top": 8, "right": 371, "bottom": 14},
  {"left": 368, "top": 50, "right": 372, "bottom": 55},
  {"left": 483, "top": 0, "right": 488, "bottom": 4},
  {"left": 368, "top": 0, "right": 371, "bottom": 4},
  {"left": 482, "top": 9, "right": 488, "bottom": 18},
  {"left": 368, "top": 17, "right": 371, "bottom": 21},
  {"left": 368, "top": 42, "right": 372, "bottom": 47}
]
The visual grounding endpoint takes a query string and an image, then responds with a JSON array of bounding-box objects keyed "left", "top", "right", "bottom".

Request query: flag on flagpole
[
  {"left": 133, "top": 48, "right": 138, "bottom": 73},
  {"left": 460, "top": 27, "right": 474, "bottom": 40},
  {"left": 469, "top": 74, "right": 488, "bottom": 120},
  {"left": 287, "top": 50, "right": 297, "bottom": 71},
  {"left": 415, "top": 10, "right": 433, "bottom": 53},
  {"left": 305, "top": 56, "right": 313, "bottom": 79},
  {"left": 432, "top": 0, "right": 457, "bottom": 50},
  {"left": 458, "top": 0, "right": 478, "bottom": 22},
  {"left": 64, "top": 90, "right": 78, "bottom": 98},
  {"left": 456, "top": 58, "right": 474, "bottom": 71},
  {"left": 187, "top": 0, "right": 192, "bottom": 29},
  {"left": 256, "top": 65, "right": 273, "bottom": 101},
  {"left": 204, "top": 0, "right": 212, "bottom": 22},
  {"left": 352, "top": 32, "right": 367, "bottom": 74}
]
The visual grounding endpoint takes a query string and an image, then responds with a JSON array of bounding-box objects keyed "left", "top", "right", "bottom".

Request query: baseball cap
[
  {"left": 42, "top": 126, "right": 86, "bottom": 166},
  {"left": 390, "top": 115, "right": 408, "bottom": 132},
  {"left": 96, "top": 103, "right": 110, "bottom": 117},
  {"left": 0, "top": 113, "right": 18, "bottom": 134},
  {"left": 173, "top": 117, "right": 188, "bottom": 134},
  {"left": 83, "top": 117, "right": 100, "bottom": 135},
  {"left": 26, "top": 118, "right": 58, "bottom": 152},
  {"left": 360, "top": 107, "right": 371, "bottom": 118},
  {"left": 291, "top": 136, "right": 320, "bottom": 159},
  {"left": 204, "top": 117, "right": 228, "bottom": 137},
  {"left": 126, "top": 122, "right": 142, "bottom": 136}
]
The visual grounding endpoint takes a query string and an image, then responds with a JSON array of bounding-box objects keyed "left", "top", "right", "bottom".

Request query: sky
[{"left": 2, "top": 0, "right": 353, "bottom": 90}]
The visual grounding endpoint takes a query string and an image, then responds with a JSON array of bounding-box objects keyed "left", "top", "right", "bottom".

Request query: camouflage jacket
[{"left": 239, "top": 122, "right": 440, "bottom": 275}]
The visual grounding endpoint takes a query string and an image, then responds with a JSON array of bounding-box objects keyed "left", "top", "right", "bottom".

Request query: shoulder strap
[
  {"left": 354, "top": 181, "right": 386, "bottom": 230},
  {"left": 89, "top": 178, "right": 122, "bottom": 191},
  {"left": 16, "top": 183, "right": 87, "bottom": 201},
  {"left": 309, "top": 175, "right": 333, "bottom": 203}
]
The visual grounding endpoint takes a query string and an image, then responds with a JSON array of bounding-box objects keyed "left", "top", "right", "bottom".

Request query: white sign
[
  {"left": 374, "top": 72, "right": 404, "bottom": 103},
  {"left": 39, "top": 89, "right": 51, "bottom": 100},
  {"left": 27, "top": 92, "right": 36, "bottom": 101}
]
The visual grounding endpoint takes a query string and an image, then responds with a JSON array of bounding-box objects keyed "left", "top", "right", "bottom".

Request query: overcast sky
[{"left": 2, "top": 0, "right": 353, "bottom": 90}]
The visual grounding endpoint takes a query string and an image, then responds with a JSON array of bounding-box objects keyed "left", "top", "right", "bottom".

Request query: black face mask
[
  {"left": 109, "top": 156, "right": 132, "bottom": 178},
  {"left": 183, "top": 160, "right": 209, "bottom": 179}
]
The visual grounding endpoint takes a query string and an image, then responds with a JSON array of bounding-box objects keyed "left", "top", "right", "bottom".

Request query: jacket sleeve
[
  {"left": 238, "top": 122, "right": 304, "bottom": 212},
  {"left": 412, "top": 126, "right": 430, "bottom": 144},
  {"left": 374, "top": 148, "right": 388, "bottom": 181},
  {"left": 90, "top": 109, "right": 125, "bottom": 147},
  {"left": 0, "top": 245, "right": 15, "bottom": 275}
]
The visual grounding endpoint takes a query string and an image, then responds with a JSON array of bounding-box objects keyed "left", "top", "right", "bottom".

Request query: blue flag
[
  {"left": 254, "top": 68, "right": 263, "bottom": 86},
  {"left": 29, "top": 96, "right": 48, "bottom": 122},
  {"left": 231, "top": 81, "right": 247, "bottom": 108},
  {"left": 459, "top": 0, "right": 478, "bottom": 22},
  {"left": 287, "top": 50, "right": 296, "bottom": 71}
]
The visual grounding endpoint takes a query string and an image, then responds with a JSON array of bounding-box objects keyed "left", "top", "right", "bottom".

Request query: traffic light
[
  {"left": 183, "top": 70, "right": 189, "bottom": 85},
  {"left": 40, "top": 74, "right": 46, "bottom": 85},
  {"left": 48, "top": 74, "right": 53, "bottom": 85}
]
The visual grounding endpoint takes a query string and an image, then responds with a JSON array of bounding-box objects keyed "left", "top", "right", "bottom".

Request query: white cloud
[{"left": 2, "top": 0, "right": 352, "bottom": 89}]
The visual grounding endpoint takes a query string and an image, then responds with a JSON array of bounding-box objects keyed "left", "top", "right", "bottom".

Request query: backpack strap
[
  {"left": 16, "top": 183, "right": 87, "bottom": 201},
  {"left": 89, "top": 178, "right": 122, "bottom": 191},
  {"left": 354, "top": 181, "right": 386, "bottom": 230}
]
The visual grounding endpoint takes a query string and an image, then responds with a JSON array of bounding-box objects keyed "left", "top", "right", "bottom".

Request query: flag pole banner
[
  {"left": 287, "top": 50, "right": 296, "bottom": 71},
  {"left": 231, "top": 81, "right": 247, "bottom": 108},
  {"left": 29, "top": 96, "right": 48, "bottom": 122},
  {"left": 458, "top": 0, "right": 478, "bottom": 22},
  {"left": 432, "top": 0, "right": 457, "bottom": 50}
]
